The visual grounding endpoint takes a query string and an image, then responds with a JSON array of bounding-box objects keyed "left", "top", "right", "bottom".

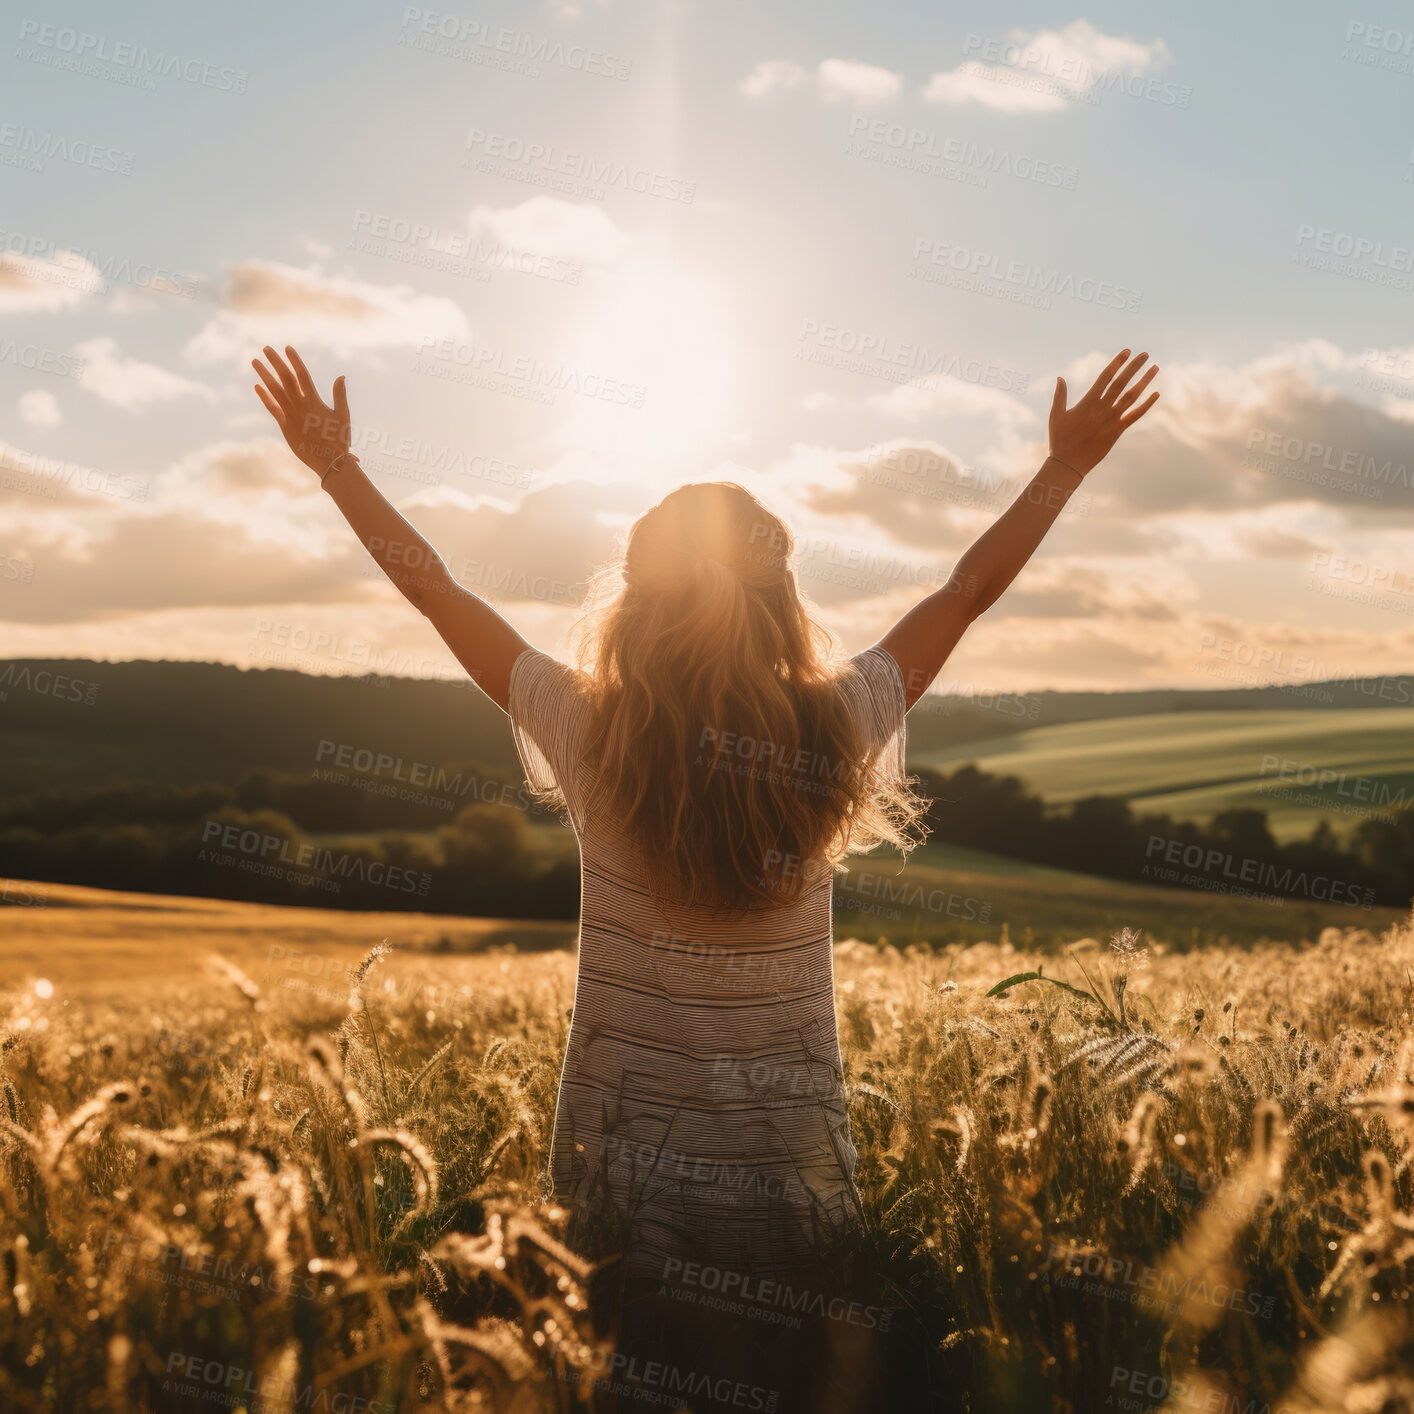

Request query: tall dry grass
[{"left": 0, "top": 914, "right": 1411, "bottom": 1411}]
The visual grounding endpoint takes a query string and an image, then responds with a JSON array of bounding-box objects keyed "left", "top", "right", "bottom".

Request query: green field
[{"left": 911, "top": 707, "right": 1414, "bottom": 841}]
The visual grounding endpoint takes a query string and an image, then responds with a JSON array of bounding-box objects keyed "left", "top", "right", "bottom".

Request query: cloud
[
  {"left": 740, "top": 57, "right": 902, "bottom": 107},
  {"left": 178, "top": 437, "right": 312, "bottom": 496},
  {"left": 74, "top": 337, "right": 218, "bottom": 410},
  {"left": 0, "top": 250, "right": 103, "bottom": 313},
  {"left": 468, "top": 197, "right": 628, "bottom": 265},
  {"left": 738, "top": 59, "right": 806, "bottom": 99},
  {"left": 1110, "top": 346, "right": 1414, "bottom": 517},
  {"left": 183, "top": 259, "right": 470, "bottom": 365},
  {"left": 18, "top": 389, "right": 61, "bottom": 427},
  {"left": 395, "top": 479, "right": 642, "bottom": 601},
  {"left": 0, "top": 510, "right": 375, "bottom": 624},
  {"left": 817, "top": 59, "right": 903, "bottom": 106},
  {"left": 923, "top": 20, "right": 1171, "bottom": 114},
  {"left": 868, "top": 377, "right": 1035, "bottom": 428}
]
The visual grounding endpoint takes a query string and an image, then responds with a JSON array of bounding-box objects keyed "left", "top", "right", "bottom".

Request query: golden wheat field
[{"left": 1, "top": 882, "right": 1412, "bottom": 1413}]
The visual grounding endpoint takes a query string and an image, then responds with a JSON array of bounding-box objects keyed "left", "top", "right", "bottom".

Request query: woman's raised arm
[
  {"left": 252, "top": 344, "right": 530, "bottom": 710},
  {"left": 878, "top": 348, "right": 1160, "bottom": 709}
]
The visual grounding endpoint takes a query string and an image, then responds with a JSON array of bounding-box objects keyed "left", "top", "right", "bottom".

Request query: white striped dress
[{"left": 507, "top": 643, "right": 908, "bottom": 1286}]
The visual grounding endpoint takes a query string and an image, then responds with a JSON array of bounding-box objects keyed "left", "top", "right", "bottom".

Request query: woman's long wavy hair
[{"left": 560, "top": 482, "right": 928, "bottom": 912}]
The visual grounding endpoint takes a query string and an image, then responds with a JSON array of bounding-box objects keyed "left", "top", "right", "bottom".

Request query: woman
[{"left": 253, "top": 343, "right": 1159, "bottom": 1411}]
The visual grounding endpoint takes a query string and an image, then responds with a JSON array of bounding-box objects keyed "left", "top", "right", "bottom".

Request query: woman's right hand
[
  {"left": 1048, "top": 348, "right": 1159, "bottom": 477},
  {"left": 252, "top": 344, "right": 351, "bottom": 477}
]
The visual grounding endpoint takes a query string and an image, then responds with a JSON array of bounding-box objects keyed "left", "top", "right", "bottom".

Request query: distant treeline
[
  {"left": 2, "top": 761, "right": 1410, "bottom": 917},
  {"left": 0, "top": 764, "right": 578, "bottom": 917},
  {"left": 914, "top": 765, "right": 1414, "bottom": 912}
]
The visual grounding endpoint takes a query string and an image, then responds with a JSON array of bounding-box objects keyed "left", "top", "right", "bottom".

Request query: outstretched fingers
[
  {"left": 261, "top": 345, "right": 303, "bottom": 405},
  {"left": 253, "top": 382, "right": 287, "bottom": 425},
  {"left": 1085, "top": 348, "right": 1132, "bottom": 403},
  {"left": 1120, "top": 388, "right": 1160, "bottom": 426},
  {"left": 1104, "top": 352, "right": 1150, "bottom": 405},
  {"left": 284, "top": 345, "right": 318, "bottom": 401},
  {"left": 252, "top": 357, "right": 293, "bottom": 415},
  {"left": 1114, "top": 363, "right": 1158, "bottom": 414}
]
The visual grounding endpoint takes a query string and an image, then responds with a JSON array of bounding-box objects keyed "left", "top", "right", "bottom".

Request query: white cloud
[
  {"left": 468, "top": 197, "right": 628, "bottom": 265},
  {"left": 0, "top": 250, "right": 103, "bottom": 313},
  {"left": 816, "top": 59, "right": 903, "bottom": 106},
  {"left": 74, "top": 337, "right": 218, "bottom": 411},
  {"left": 740, "top": 57, "right": 902, "bottom": 107},
  {"left": 738, "top": 59, "right": 806, "bottom": 99},
  {"left": 923, "top": 21, "right": 1171, "bottom": 113},
  {"left": 184, "top": 259, "right": 471, "bottom": 365},
  {"left": 869, "top": 377, "right": 1035, "bottom": 427},
  {"left": 18, "top": 389, "right": 61, "bottom": 426}
]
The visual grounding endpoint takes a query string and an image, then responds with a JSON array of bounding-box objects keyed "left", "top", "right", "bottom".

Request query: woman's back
[{"left": 508, "top": 642, "right": 907, "bottom": 1286}]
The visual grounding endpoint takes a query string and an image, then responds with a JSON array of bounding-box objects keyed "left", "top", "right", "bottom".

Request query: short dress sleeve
[
  {"left": 838, "top": 644, "right": 909, "bottom": 794},
  {"left": 507, "top": 647, "right": 594, "bottom": 822}
]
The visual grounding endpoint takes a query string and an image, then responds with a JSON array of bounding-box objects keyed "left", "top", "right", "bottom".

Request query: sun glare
[{"left": 559, "top": 258, "right": 739, "bottom": 486}]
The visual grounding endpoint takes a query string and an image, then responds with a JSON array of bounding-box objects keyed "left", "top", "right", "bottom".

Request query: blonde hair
[{"left": 560, "top": 482, "right": 927, "bottom": 911}]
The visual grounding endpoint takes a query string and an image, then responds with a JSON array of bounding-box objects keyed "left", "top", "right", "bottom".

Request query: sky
[{"left": 3, "top": 0, "right": 1414, "bottom": 695}]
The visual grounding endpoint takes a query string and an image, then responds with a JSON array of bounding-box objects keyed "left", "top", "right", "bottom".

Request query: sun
[{"left": 558, "top": 256, "right": 739, "bottom": 487}]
